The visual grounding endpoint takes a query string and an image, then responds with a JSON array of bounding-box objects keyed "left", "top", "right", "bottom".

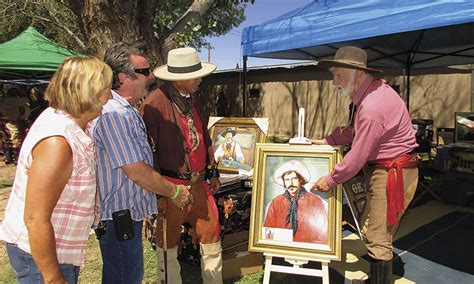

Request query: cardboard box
[{"left": 222, "top": 231, "right": 263, "bottom": 280}]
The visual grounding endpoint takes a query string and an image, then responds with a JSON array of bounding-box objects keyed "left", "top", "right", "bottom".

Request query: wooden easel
[
  {"left": 262, "top": 108, "right": 333, "bottom": 283},
  {"left": 262, "top": 253, "right": 330, "bottom": 284}
]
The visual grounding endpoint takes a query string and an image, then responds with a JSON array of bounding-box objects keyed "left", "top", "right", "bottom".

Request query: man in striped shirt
[{"left": 93, "top": 42, "right": 192, "bottom": 284}]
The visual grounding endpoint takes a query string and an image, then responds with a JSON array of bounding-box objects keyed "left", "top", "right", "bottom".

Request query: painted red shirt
[{"left": 263, "top": 191, "right": 328, "bottom": 244}]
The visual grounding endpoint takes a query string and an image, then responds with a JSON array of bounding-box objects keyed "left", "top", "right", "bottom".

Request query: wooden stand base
[{"left": 263, "top": 253, "right": 330, "bottom": 284}]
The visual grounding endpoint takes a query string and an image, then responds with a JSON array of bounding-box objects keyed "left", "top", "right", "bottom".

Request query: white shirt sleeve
[
  {"left": 234, "top": 142, "right": 244, "bottom": 163},
  {"left": 214, "top": 143, "right": 224, "bottom": 161}
]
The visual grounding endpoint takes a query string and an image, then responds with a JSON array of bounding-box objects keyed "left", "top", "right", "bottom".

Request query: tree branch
[
  {"left": 26, "top": 2, "right": 86, "bottom": 50},
  {"left": 42, "top": 4, "right": 85, "bottom": 49},
  {"left": 160, "top": 0, "right": 215, "bottom": 58}
]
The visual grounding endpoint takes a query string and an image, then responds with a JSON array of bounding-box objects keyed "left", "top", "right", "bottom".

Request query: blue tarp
[{"left": 242, "top": 0, "right": 474, "bottom": 70}]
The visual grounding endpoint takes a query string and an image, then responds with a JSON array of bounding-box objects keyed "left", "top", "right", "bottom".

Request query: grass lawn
[
  {"left": 0, "top": 234, "right": 167, "bottom": 282},
  {"left": 0, "top": 163, "right": 264, "bottom": 283},
  {"left": 0, "top": 233, "right": 264, "bottom": 283},
  {"left": 0, "top": 177, "right": 13, "bottom": 188}
]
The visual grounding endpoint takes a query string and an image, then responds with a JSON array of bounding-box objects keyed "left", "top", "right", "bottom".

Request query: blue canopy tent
[{"left": 241, "top": 0, "right": 474, "bottom": 113}]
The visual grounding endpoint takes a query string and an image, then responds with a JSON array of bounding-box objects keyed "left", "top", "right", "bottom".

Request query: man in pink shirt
[{"left": 311, "top": 46, "right": 419, "bottom": 284}]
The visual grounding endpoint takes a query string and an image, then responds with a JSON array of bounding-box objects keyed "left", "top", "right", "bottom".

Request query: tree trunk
[
  {"left": 69, "top": 0, "right": 214, "bottom": 65},
  {"left": 69, "top": 0, "right": 161, "bottom": 63}
]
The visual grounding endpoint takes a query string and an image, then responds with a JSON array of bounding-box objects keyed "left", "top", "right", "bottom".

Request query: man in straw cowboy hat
[
  {"left": 140, "top": 47, "right": 223, "bottom": 283},
  {"left": 213, "top": 127, "right": 245, "bottom": 165},
  {"left": 264, "top": 160, "right": 328, "bottom": 244},
  {"left": 311, "top": 46, "right": 419, "bottom": 284},
  {"left": 93, "top": 42, "right": 192, "bottom": 283}
]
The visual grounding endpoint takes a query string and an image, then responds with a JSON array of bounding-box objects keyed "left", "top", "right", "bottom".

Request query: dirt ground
[{"left": 0, "top": 163, "right": 17, "bottom": 222}]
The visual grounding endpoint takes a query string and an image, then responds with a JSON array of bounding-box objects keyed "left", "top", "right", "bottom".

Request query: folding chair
[
  {"left": 410, "top": 119, "right": 445, "bottom": 207},
  {"left": 411, "top": 164, "right": 444, "bottom": 207}
]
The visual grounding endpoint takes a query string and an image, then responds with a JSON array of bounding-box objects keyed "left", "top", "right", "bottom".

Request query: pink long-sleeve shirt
[{"left": 324, "top": 75, "right": 417, "bottom": 188}]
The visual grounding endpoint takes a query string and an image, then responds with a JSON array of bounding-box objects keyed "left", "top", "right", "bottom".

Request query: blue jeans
[
  {"left": 99, "top": 219, "right": 144, "bottom": 284},
  {"left": 6, "top": 243, "right": 79, "bottom": 283}
]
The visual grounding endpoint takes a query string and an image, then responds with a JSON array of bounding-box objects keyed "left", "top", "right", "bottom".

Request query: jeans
[
  {"left": 6, "top": 243, "right": 79, "bottom": 283},
  {"left": 99, "top": 219, "right": 144, "bottom": 284}
]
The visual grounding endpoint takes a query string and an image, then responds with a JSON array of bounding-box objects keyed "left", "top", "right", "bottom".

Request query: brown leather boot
[{"left": 371, "top": 258, "right": 392, "bottom": 284}]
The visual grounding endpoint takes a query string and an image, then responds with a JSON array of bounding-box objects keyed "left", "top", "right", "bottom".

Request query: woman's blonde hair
[{"left": 45, "top": 56, "right": 113, "bottom": 118}]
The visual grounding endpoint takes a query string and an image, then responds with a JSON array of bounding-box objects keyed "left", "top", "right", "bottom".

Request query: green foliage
[
  {"left": 0, "top": 0, "right": 82, "bottom": 52},
  {"left": 0, "top": 0, "right": 247, "bottom": 53},
  {"left": 153, "top": 0, "right": 246, "bottom": 49}
]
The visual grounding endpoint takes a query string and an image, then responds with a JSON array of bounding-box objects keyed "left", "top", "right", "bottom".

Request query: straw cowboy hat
[
  {"left": 317, "top": 46, "right": 382, "bottom": 73},
  {"left": 220, "top": 127, "right": 236, "bottom": 137},
  {"left": 153, "top": 47, "right": 217, "bottom": 81},
  {"left": 273, "top": 160, "right": 311, "bottom": 187}
]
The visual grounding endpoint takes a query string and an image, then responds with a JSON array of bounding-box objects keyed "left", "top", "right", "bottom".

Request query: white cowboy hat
[
  {"left": 273, "top": 160, "right": 311, "bottom": 187},
  {"left": 153, "top": 47, "right": 216, "bottom": 81}
]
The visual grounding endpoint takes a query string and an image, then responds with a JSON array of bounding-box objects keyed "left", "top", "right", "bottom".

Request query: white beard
[
  {"left": 338, "top": 85, "right": 351, "bottom": 97},
  {"left": 337, "top": 70, "right": 357, "bottom": 97}
]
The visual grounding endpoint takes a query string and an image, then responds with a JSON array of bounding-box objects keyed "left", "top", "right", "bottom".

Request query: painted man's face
[
  {"left": 283, "top": 171, "right": 302, "bottom": 197},
  {"left": 225, "top": 132, "right": 233, "bottom": 143}
]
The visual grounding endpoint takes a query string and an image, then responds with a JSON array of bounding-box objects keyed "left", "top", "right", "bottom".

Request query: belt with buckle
[{"left": 160, "top": 168, "right": 206, "bottom": 183}]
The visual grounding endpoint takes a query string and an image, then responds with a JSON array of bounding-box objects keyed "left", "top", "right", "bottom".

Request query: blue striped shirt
[{"left": 92, "top": 91, "right": 157, "bottom": 221}]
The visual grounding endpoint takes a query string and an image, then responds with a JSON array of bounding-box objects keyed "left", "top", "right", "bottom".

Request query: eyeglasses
[{"left": 134, "top": 67, "right": 152, "bottom": 77}]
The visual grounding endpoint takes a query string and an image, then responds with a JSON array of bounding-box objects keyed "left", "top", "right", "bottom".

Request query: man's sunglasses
[{"left": 134, "top": 67, "right": 152, "bottom": 77}]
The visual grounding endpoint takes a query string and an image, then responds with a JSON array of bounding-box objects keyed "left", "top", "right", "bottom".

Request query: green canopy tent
[{"left": 0, "top": 26, "right": 79, "bottom": 83}]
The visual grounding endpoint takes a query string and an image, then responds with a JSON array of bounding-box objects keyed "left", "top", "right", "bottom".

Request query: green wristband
[{"left": 170, "top": 185, "right": 180, "bottom": 200}]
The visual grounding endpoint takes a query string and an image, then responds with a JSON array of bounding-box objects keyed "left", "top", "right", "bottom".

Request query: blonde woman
[{"left": 0, "top": 57, "right": 112, "bottom": 283}]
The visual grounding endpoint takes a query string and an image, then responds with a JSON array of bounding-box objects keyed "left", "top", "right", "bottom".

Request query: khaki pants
[{"left": 360, "top": 167, "right": 418, "bottom": 261}]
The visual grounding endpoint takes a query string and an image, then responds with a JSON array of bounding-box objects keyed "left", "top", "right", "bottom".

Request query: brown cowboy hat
[
  {"left": 221, "top": 127, "right": 236, "bottom": 137},
  {"left": 317, "top": 46, "right": 382, "bottom": 73}
]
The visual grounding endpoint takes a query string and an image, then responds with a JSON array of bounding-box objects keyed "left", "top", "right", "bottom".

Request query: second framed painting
[
  {"left": 208, "top": 117, "right": 268, "bottom": 174},
  {"left": 249, "top": 143, "right": 343, "bottom": 261}
]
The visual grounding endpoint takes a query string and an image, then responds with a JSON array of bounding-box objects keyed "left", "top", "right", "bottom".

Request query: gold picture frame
[
  {"left": 208, "top": 117, "right": 268, "bottom": 173},
  {"left": 248, "top": 143, "right": 343, "bottom": 261}
]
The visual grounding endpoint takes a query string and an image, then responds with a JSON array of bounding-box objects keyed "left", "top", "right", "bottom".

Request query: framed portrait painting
[
  {"left": 208, "top": 117, "right": 268, "bottom": 174},
  {"left": 249, "top": 143, "right": 343, "bottom": 261}
]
